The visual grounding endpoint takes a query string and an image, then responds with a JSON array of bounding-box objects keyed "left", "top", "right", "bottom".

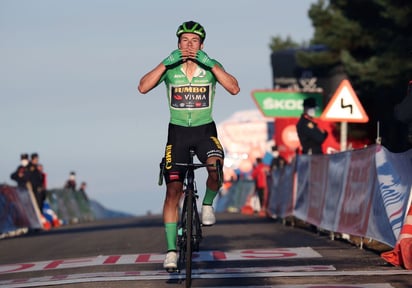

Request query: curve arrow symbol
[{"left": 340, "top": 98, "right": 353, "bottom": 114}]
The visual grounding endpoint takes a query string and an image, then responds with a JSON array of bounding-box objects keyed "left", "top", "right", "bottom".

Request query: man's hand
[
  {"left": 162, "top": 49, "right": 183, "bottom": 68},
  {"left": 195, "top": 50, "right": 217, "bottom": 69}
]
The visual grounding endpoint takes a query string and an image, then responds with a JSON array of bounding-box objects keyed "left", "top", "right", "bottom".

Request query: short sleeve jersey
[{"left": 158, "top": 63, "right": 221, "bottom": 127}]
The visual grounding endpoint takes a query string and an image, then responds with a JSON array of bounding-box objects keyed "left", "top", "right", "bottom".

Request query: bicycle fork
[{"left": 177, "top": 189, "right": 202, "bottom": 271}]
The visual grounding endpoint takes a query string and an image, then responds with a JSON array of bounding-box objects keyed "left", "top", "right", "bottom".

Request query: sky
[{"left": 0, "top": 0, "right": 317, "bottom": 216}]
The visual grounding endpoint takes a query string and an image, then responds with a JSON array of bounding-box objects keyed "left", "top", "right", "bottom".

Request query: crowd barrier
[
  {"left": 216, "top": 180, "right": 255, "bottom": 213},
  {"left": 0, "top": 185, "right": 42, "bottom": 237},
  {"left": 47, "top": 189, "right": 94, "bottom": 224},
  {"left": 0, "top": 185, "right": 94, "bottom": 237},
  {"left": 299, "top": 145, "right": 411, "bottom": 247},
  {"left": 216, "top": 144, "right": 412, "bottom": 269}
]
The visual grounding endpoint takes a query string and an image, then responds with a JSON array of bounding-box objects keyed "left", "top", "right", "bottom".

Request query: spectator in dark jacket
[
  {"left": 296, "top": 97, "right": 328, "bottom": 155},
  {"left": 64, "top": 171, "right": 77, "bottom": 190},
  {"left": 10, "top": 153, "right": 30, "bottom": 188},
  {"left": 27, "top": 153, "right": 46, "bottom": 211}
]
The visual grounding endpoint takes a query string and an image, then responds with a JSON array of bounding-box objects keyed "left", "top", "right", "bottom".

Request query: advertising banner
[
  {"left": 251, "top": 91, "right": 323, "bottom": 118},
  {"left": 337, "top": 147, "right": 376, "bottom": 235}
]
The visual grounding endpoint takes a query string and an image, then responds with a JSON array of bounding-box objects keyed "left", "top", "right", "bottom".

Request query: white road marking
[
  {"left": 207, "top": 285, "right": 395, "bottom": 288},
  {"left": 0, "top": 266, "right": 410, "bottom": 288},
  {"left": 0, "top": 247, "right": 320, "bottom": 275}
]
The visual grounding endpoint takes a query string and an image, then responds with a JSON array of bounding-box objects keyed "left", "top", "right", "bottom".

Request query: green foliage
[
  {"left": 269, "top": 36, "right": 301, "bottom": 52},
  {"left": 301, "top": 0, "right": 412, "bottom": 97}
]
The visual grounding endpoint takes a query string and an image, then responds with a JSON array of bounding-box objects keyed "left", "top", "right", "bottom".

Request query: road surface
[{"left": 0, "top": 212, "right": 411, "bottom": 287}]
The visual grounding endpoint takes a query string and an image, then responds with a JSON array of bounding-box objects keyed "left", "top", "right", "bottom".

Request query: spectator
[
  {"left": 79, "top": 181, "right": 89, "bottom": 203},
  {"left": 10, "top": 153, "right": 30, "bottom": 188},
  {"left": 37, "top": 164, "right": 47, "bottom": 190},
  {"left": 296, "top": 97, "right": 328, "bottom": 155},
  {"left": 270, "top": 145, "right": 280, "bottom": 171},
  {"left": 64, "top": 171, "right": 77, "bottom": 190},
  {"left": 27, "top": 153, "right": 46, "bottom": 211},
  {"left": 251, "top": 157, "right": 270, "bottom": 215}
]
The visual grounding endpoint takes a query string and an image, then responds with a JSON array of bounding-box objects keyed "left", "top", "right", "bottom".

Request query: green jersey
[{"left": 158, "top": 63, "right": 221, "bottom": 127}]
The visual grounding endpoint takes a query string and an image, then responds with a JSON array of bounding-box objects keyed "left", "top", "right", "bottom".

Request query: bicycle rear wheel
[{"left": 185, "top": 190, "right": 193, "bottom": 287}]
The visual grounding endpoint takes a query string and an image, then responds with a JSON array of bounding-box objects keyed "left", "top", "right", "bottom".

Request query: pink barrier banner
[
  {"left": 306, "top": 156, "right": 329, "bottom": 227},
  {"left": 0, "top": 185, "right": 42, "bottom": 234},
  {"left": 337, "top": 147, "right": 376, "bottom": 235}
]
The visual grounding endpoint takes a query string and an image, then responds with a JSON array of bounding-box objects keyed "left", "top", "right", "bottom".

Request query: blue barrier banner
[
  {"left": 267, "top": 160, "right": 296, "bottom": 218},
  {"left": 375, "top": 146, "right": 412, "bottom": 240},
  {"left": 367, "top": 182, "right": 397, "bottom": 247},
  {"left": 320, "top": 152, "right": 349, "bottom": 231},
  {"left": 294, "top": 155, "right": 310, "bottom": 220},
  {"left": 216, "top": 180, "right": 255, "bottom": 213},
  {"left": 0, "top": 185, "right": 42, "bottom": 234}
]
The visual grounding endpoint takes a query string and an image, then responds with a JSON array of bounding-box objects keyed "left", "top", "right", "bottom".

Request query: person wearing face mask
[
  {"left": 296, "top": 97, "right": 328, "bottom": 155},
  {"left": 64, "top": 171, "right": 77, "bottom": 190},
  {"left": 10, "top": 153, "right": 30, "bottom": 188}
]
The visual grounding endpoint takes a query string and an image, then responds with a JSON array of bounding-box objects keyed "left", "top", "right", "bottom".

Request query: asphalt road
[{"left": 0, "top": 212, "right": 411, "bottom": 288}]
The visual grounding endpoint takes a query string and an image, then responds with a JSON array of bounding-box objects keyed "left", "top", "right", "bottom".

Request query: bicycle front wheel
[{"left": 185, "top": 190, "right": 193, "bottom": 287}]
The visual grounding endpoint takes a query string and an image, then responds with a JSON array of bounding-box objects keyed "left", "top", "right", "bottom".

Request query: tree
[
  {"left": 269, "top": 36, "right": 301, "bottom": 52},
  {"left": 271, "top": 0, "right": 412, "bottom": 151}
]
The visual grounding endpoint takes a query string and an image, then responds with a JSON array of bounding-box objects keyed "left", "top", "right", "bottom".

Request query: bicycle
[{"left": 158, "top": 149, "right": 223, "bottom": 287}]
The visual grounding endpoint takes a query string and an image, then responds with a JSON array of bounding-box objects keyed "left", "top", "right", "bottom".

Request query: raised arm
[
  {"left": 138, "top": 49, "right": 183, "bottom": 94},
  {"left": 211, "top": 64, "right": 240, "bottom": 95},
  {"left": 137, "top": 63, "right": 166, "bottom": 94},
  {"left": 194, "top": 50, "right": 240, "bottom": 95}
]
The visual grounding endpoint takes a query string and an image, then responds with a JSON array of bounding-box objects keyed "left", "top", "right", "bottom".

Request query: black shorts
[{"left": 163, "top": 121, "right": 224, "bottom": 184}]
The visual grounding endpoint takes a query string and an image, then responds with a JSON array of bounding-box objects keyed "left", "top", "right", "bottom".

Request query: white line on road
[
  {"left": 0, "top": 248, "right": 320, "bottom": 275},
  {"left": 0, "top": 266, "right": 410, "bottom": 288}
]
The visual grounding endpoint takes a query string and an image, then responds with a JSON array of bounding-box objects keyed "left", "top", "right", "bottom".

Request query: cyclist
[{"left": 138, "top": 20, "right": 240, "bottom": 271}]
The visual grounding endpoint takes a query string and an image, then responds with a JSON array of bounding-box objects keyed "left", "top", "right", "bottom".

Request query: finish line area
[
  {"left": 0, "top": 248, "right": 320, "bottom": 275},
  {"left": 1, "top": 248, "right": 411, "bottom": 287},
  {"left": 1, "top": 267, "right": 410, "bottom": 288}
]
